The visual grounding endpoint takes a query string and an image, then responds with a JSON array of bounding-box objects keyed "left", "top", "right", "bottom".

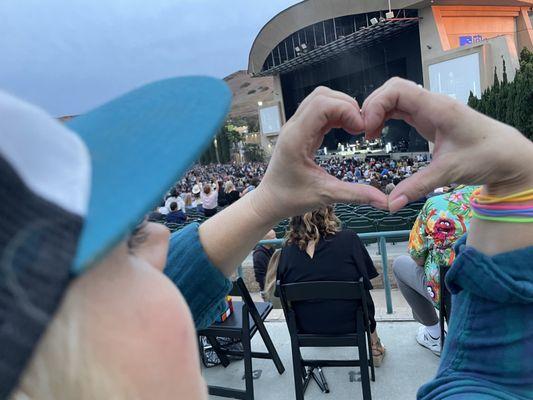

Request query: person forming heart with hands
[
  {"left": 5, "top": 76, "right": 532, "bottom": 400},
  {"left": 201, "top": 77, "right": 533, "bottom": 399}
]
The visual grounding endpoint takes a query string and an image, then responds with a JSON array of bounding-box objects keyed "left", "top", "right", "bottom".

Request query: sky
[{"left": 0, "top": 0, "right": 300, "bottom": 116}]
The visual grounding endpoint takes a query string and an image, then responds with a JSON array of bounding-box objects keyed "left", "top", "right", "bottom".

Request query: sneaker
[{"left": 416, "top": 326, "right": 441, "bottom": 356}]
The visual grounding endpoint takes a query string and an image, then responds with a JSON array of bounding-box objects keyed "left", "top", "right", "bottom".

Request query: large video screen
[
  {"left": 259, "top": 105, "right": 281, "bottom": 134},
  {"left": 428, "top": 53, "right": 481, "bottom": 104}
]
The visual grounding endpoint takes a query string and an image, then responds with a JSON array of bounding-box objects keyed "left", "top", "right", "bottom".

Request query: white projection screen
[
  {"left": 259, "top": 105, "right": 281, "bottom": 134},
  {"left": 428, "top": 53, "right": 481, "bottom": 104}
]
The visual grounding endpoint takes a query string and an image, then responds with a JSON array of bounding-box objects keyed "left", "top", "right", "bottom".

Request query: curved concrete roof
[{"left": 247, "top": 0, "right": 533, "bottom": 74}]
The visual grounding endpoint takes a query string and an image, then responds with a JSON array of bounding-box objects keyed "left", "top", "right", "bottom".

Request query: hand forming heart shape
[{"left": 255, "top": 78, "right": 533, "bottom": 222}]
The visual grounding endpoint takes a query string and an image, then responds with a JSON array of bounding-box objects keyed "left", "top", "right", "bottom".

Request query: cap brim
[{"left": 67, "top": 76, "right": 231, "bottom": 273}]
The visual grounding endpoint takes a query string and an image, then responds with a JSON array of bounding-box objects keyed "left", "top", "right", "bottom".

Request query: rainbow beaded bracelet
[
  {"left": 472, "top": 188, "right": 533, "bottom": 204},
  {"left": 470, "top": 188, "right": 533, "bottom": 223}
]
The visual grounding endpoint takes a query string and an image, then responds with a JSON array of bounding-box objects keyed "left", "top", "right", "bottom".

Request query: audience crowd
[
  {"left": 318, "top": 154, "right": 428, "bottom": 194},
  {"left": 153, "top": 155, "right": 430, "bottom": 219}
]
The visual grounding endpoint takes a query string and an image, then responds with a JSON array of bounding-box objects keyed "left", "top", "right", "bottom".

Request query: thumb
[
  {"left": 388, "top": 159, "right": 450, "bottom": 212},
  {"left": 323, "top": 176, "right": 389, "bottom": 210}
]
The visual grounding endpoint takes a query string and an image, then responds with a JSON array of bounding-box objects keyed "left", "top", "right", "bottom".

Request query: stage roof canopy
[{"left": 253, "top": 18, "right": 420, "bottom": 77}]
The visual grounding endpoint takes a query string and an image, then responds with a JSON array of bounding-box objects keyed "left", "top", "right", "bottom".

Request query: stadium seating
[
  {"left": 344, "top": 217, "right": 378, "bottom": 244},
  {"left": 395, "top": 208, "right": 420, "bottom": 224},
  {"left": 157, "top": 203, "right": 422, "bottom": 240},
  {"left": 164, "top": 222, "right": 186, "bottom": 232},
  {"left": 273, "top": 219, "right": 290, "bottom": 238},
  {"left": 364, "top": 210, "right": 389, "bottom": 220},
  {"left": 344, "top": 217, "right": 377, "bottom": 233},
  {"left": 376, "top": 217, "right": 412, "bottom": 243},
  {"left": 353, "top": 205, "right": 376, "bottom": 216}
]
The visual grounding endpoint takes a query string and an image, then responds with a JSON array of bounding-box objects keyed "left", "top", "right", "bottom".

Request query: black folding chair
[
  {"left": 198, "top": 278, "right": 285, "bottom": 400},
  {"left": 439, "top": 263, "right": 452, "bottom": 349},
  {"left": 277, "top": 280, "right": 375, "bottom": 400}
]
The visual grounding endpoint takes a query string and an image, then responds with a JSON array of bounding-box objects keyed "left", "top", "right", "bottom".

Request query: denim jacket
[
  {"left": 163, "top": 223, "right": 232, "bottom": 330},
  {"left": 418, "top": 236, "right": 533, "bottom": 399}
]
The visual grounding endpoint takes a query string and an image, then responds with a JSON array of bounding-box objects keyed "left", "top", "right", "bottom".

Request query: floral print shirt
[{"left": 408, "top": 186, "right": 478, "bottom": 307}]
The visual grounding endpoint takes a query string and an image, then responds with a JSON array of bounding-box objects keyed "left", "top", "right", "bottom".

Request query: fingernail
[{"left": 389, "top": 195, "right": 408, "bottom": 213}]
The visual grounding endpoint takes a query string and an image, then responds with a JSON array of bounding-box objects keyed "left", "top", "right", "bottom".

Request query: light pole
[{"left": 213, "top": 138, "right": 220, "bottom": 164}]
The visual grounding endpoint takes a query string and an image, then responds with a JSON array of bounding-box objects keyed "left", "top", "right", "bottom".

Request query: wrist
[
  {"left": 246, "top": 185, "right": 283, "bottom": 229},
  {"left": 484, "top": 131, "right": 533, "bottom": 196}
]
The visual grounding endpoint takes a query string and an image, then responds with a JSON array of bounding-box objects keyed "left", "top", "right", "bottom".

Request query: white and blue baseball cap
[{"left": 0, "top": 76, "right": 231, "bottom": 398}]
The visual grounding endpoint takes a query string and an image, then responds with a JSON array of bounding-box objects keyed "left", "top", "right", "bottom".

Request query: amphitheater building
[{"left": 249, "top": 0, "right": 533, "bottom": 154}]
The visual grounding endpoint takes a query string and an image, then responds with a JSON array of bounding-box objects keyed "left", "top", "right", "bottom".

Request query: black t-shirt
[
  {"left": 226, "top": 190, "right": 240, "bottom": 205},
  {"left": 218, "top": 188, "right": 228, "bottom": 207},
  {"left": 277, "top": 230, "right": 378, "bottom": 334},
  {"left": 252, "top": 245, "right": 274, "bottom": 290}
]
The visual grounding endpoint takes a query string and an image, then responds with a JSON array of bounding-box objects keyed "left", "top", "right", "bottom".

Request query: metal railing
[{"left": 258, "top": 230, "right": 411, "bottom": 314}]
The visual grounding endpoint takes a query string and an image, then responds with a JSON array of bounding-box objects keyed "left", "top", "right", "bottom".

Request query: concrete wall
[
  {"left": 257, "top": 75, "right": 285, "bottom": 155},
  {"left": 418, "top": 7, "right": 445, "bottom": 88},
  {"left": 517, "top": 8, "right": 533, "bottom": 51},
  {"left": 419, "top": 6, "right": 524, "bottom": 89},
  {"left": 421, "top": 35, "right": 519, "bottom": 95},
  {"left": 272, "top": 74, "right": 286, "bottom": 124},
  {"left": 485, "top": 35, "right": 520, "bottom": 83}
]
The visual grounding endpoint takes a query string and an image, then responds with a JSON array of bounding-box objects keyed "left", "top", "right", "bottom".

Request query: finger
[
  {"left": 308, "top": 86, "right": 361, "bottom": 108},
  {"left": 361, "top": 84, "right": 387, "bottom": 113},
  {"left": 363, "top": 109, "right": 416, "bottom": 141},
  {"left": 294, "top": 86, "right": 360, "bottom": 120},
  {"left": 323, "top": 176, "right": 389, "bottom": 210},
  {"left": 362, "top": 78, "right": 411, "bottom": 138},
  {"left": 299, "top": 95, "right": 365, "bottom": 138},
  {"left": 326, "top": 90, "right": 361, "bottom": 109},
  {"left": 388, "top": 158, "right": 451, "bottom": 212},
  {"left": 362, "top": 78, "right": 438, "bottom": 141}
]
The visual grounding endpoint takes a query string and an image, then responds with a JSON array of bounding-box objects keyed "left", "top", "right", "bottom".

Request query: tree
[
  {"left": 225, "top": 124, "right": 243, "bottom": 144},
  {"left": 243, "top": 143, "right": 265, "bottom": 162},
  {"left": 468, "top": 48, "right": 533, "bottom": 140},
  {"left": 468, "top": 91, "right": 479, "bottom": 110},
  {"left": 216, "top": 129, "right": 231, "bottom": 163},
  {"left": 502, "top": 59, "right": 508, "bottom": 84}
]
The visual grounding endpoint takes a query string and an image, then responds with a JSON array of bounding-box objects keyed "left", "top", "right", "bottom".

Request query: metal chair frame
[
  {"left": 277, "top": 280, "right": 375, "bottom": 400},
  {"left": 199, "top": 278, "right": 285, "bottom": 400},
  {"left": 439, "top": 264, "right": 452, "bottom": 348}
]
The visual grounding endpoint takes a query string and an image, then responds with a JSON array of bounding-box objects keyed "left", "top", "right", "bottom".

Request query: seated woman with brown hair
[{"left": 276, "top": 206, "right": 386, "bottom": 365}]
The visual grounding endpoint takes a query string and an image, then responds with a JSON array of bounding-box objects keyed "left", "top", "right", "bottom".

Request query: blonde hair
[
  {"left": 263, "top": 249, "right": 281, "bottom": 300},
  {"left": 184, "top": 193, "right": 193, "bottom": 207},
  {"left": 286, "top": 206, "right": 341, "bottom": 251},
  {"left": 224, "top": 181, "right": 235, "bottom": 193},
  {"left": 11, "top": 286, "right": 133, "bottom": 400}
]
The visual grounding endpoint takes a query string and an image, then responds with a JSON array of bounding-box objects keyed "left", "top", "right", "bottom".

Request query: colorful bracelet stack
[{"left": 469, "top": 188, "right": 533, "bottom": 223}]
